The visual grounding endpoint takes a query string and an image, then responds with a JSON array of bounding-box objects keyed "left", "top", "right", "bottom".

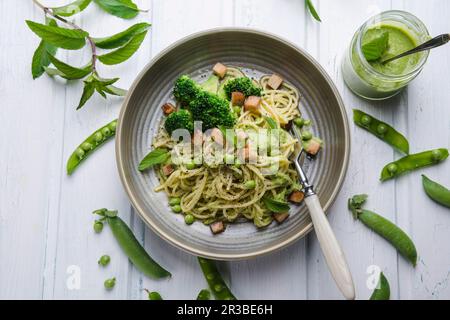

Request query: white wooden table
[{"left": 1, "top": 0, "right": 449, "bottom": 300}]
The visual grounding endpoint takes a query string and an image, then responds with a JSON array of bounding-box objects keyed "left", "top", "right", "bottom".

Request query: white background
[{"left": 1, "top": 0, "right": 449, "bottom": 300}]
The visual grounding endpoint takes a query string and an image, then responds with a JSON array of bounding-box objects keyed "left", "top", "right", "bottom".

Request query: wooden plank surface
[{"left": 0, "top": 0, "right": 449, "bottom": 300}]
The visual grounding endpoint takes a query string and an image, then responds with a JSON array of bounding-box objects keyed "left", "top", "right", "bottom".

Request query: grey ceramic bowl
[{"left": 116, "top": 28, "right": 350, "bottom": 260}]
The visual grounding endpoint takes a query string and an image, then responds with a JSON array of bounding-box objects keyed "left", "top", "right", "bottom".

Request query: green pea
[
  {"left": 233, "top": 106, "right": 241, "bottom": 115},
  {"left": 377, "top": 124, "right": 388, "bottom": 135},
  {"left": 303, "top": 119, "right": 312, "bottom": 127},
  {"left": 184, "top": 214, "right": 195, "bottom": 225},
  {"left": 93, "top": 221, "right": 104, "bottom": 233},
  {"left": 81, "top": 142, "right": 93, "bottom": 151},
  {"left": 94, "top": 132, "right": 103, "bottom": 143},
  {"left": 104, "top": 277, "right": 116, "bottom": 290},
  {"left": 186, "top": 161, "right": 196, "bottom": 170},
  {"left": 109, "top": 121, "right": 117, "bottom": 131},
  {"left": 244, "top": 180, "right": 256, "bottom": 189},
  {"left": 75, "top": 148, "right": 85, "bottom": 158},
  {"left": 432, "top": 149, "right": 444, "bottom": 162},
  {"left": 148, "top": 291, "right": 163, "bottom": 300},
  {"left": 196, "top": 289, "right": 211, "bottom": 300},
  {"left": 98, "top": 255, "right": 111, "bottom": 266},
  {"left": 387, "top": 164, "right": 398, "bottom": 174},
  {"left": 214, "top": 284, "right": 223, "bottom": 292},
  {"left": 302, "top": 131, "right": 313, "bottom": 141},
  {"left": 169, "top": 197, "right": 181, "bottom": 206},
  {"left": 361, "top": 115, "right": 372, "bottom": 126},
  {"left": 294, "top": 118, "right": 304, "bottom": 128},
  {"left": 171, "top": 205, "right": 182, "bottom": 213},
  {"left": 206, "top": 273, "right": 215, "bottom": 280},
  {"left": 102, "top": 127, "right": 112, "bottom": 137}
]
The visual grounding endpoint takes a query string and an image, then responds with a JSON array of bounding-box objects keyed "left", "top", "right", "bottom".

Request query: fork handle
[{"left": 305, "top": 195, "right": 356, "bottom": 300}]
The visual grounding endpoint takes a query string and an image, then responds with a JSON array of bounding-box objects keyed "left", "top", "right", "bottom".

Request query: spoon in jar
[{"left": 382, "top": 33, "right": 449, "bottom": 64}]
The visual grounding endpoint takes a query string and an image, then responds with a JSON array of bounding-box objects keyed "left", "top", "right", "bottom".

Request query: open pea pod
[
  {"left": 354, "top": 109, "right": 409, "bottom": 155},
  {"left": 381, "top": 149, "right": 449, "bottom": 182},
  {"left": 67, "top": 119, "right": 117, "bottom": 175}
]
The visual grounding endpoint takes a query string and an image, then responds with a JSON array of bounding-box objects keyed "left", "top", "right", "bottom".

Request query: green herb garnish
[
  {"left": 362, "top": 30, "right": 389, "bottom": 61},
  {"left": 138, "top": 148, "right": 171, "bottom": 171},
  {"left": 305, "top": 0, "right": 321, "bottom": 22}
]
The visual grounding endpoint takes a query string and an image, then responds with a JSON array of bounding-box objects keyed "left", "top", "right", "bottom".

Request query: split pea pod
[
  {"left": 422, "top": 175, "right": 450, "bottom": 209},
  {"left": 67, "top": 119, "right": 118, "bottom": 175},
  {"left": 94, "top": 209, "right": 171, "bottom": 279},
  {"left": 381, "top": 149, "right": 449, "bottom": 182},
  {"left": 197, "top": 257, "right": 236, "bottom": 300},
  {"left": 353, "top": 109, "right": 409, "bottom": 155},
  {"left": 370, "top": 272, "right": 390, "bottom": 300},
  {"left": 355, "top": 209, "right": 417, "bottom": 266}
]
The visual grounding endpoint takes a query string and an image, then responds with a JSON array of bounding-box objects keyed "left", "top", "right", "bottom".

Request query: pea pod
[
  {"left": 349, "top": 195, "right": 418, "bottom": 266},
  {"left": 197, "top": 257, "right": 236, "bottom": 300},
  {"left": 94, "top": 209, "right": 171, "bottom": 279},
  {"left": 370, "top": 272, "right": 390, "bottom": 300},
  {"left": 380, "top": 149, "right": 449, "bottom": 182},
  {"left": 67, "top": 119, "right": 118, "bottom": 175},
  {"left": 353, "top": 109, "right": 409, "bottom": 155},
  {"left": 422, "top": 175, "right": 450, "bottom": 209}
]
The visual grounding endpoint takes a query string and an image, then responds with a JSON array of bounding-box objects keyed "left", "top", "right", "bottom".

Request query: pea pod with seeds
[
  {"left": 67, "top": 119, "right": 118, "bottom": 175},
  {"left": 348, "top": 195, "right": 418, "bottom": 266},
  {"left": 380, "top": 149, "right": 449, "bottom": 182},
  {"left": 353, "top": 109, "right": 410, "bottom": 155},
  {"left": 422, "top": 175, "right": 450, "bottom": 209},
  {"left": 94, "top": 209, "right": 171, "bottom": 279},
  {"left": 370, "top": 272, "right": 390, "bottom": 300},
  {"left": 197, "top": 257, "right": 236, "bottom": 300}
]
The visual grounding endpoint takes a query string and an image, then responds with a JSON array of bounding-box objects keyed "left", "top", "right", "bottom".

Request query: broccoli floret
[
  {"left": 189, "top": 92, "right": 236, "bottom": 131},
  {"left": 173, "top": 75, "right": 201, "bottom": 105},
  {"left": 164, "top": 109, "right": 194, "bottom": 135},
  {"left": 223, "top": 77, "right": 262, "bottom": 100}
]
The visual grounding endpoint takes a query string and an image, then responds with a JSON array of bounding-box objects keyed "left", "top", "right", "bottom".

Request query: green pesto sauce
[{"left": 363, "top": 24, "right": 420, "bottom": 76}]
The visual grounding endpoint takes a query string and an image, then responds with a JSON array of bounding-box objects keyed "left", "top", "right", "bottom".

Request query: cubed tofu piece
[
  {"left": 288, "top": 190, "right": 305, "bottom": 204},
  {"left": 162, "top": 164, "right": 174, "bottom": 176},
  {"left": 162, "top": 103, "right": 176, "bottom": 116},
  {"left": 213, "top": 63, "right": 227, "bottom": 79},
  {"left": 244, "top": 96, "right": 261, "bottom": 113},
  {"left": 268, "top": 74, "right": 283, "bottom": 90},
  {"left": 273, "top": 212, "right": 289, "bottom": 224},
  {"left": 210, "top": 221, "right": 225, "bottom": 234},
  {"left": 210, "top": 128, "right": 224, "bottom": 145},
  {"left": 304, "top": 138, "right": 322, "bottom": 156},
  {"left": 231, "top": 92, "right": 245, "bottom": 106}
]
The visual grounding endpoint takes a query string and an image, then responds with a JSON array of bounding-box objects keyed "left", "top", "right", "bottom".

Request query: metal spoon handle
[{"left": 382, "top": 33, "right": 450, "bottom": 64}]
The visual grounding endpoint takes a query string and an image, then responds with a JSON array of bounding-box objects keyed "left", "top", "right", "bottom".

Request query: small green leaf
[
  {"left": 94, "top": 0, "right": 141, "bottom": 19},
  {"left": 305, "top": 0, "right": 321, "bottom": 22},
  {"left": 348, "top": 194, "right": 368, "bottom": 218},
  {"left": 93, "top": 22, "right": 151, "bottom": 49},
  {"left": 48, "top": 54, "right": 92, "bottom": 80},
  {"left": 102, "top": 85, "right": 127, "bottom": 96},
  {"left": 262, "top": 197, "right": 290, "bottom": 213},
  {"left": 98, "top": 31, "right": 147, "bottom": 65},
  {"left": 26, "top": 20, "right": 88, "bottom": 50},
  {"left": 31, "top": 19, "right": 58, "bottom": 79},
  {"left": 44, "top": 67, "right": 66, "bottom": 78},
  {"left": 139, "top": 148, "right": 170, "bottom": 171},
  {"left": 362, "top": 30, "right": 389, "bottom": 61},
  {"left": 77, "top": 78, "right": 96, "bottom": 109},
  {"left": 51, "top": 0, "right": 92, "bottom": 17}
]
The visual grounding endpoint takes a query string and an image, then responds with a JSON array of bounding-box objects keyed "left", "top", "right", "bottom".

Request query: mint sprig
[{"left": 362, "top": 30, "right": 389, "bottom": 62}]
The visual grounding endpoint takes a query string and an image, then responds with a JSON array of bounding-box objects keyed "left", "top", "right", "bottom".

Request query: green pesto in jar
[{"left": 362, "top": 24, "right": 420, "bottom": 76}]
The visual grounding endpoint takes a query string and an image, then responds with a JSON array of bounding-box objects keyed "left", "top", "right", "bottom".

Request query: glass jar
[{"left": 342, "top": 10, "right": 430, "bottom": 100}]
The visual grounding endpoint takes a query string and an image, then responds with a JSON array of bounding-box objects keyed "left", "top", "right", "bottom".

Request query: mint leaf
[
  {"left": 26, "top": 20, "right": 88, "bottom": 50},
  {"left": 51, "top": 0, "right": 92, "bottom": 17},
  {"left": 98, "top": 31, "right": 147, "bottom": 65},
  {"left": 348, "top": 194, "right": 368, "bottom": 219},
  {"left": 102, "top": 85, "right": 127, "bottom": 96},
  {"left": 31, "top": 19, "right": 58, "bottom": 79},
  {"left": 306, "top": 0, "right": 321, "bottom": 22},
  {"left": 262, "top": 197, "right": 290, "bottom": 213},
  {"left": 94, "top": 0, "right": 141, "bottom": 19},
  {"left": 139, "top": 148, "right": 170, "bottom": 171},
  {"left": 93, "top": 22, "right": 151, "bottom": 49},
  {"left": 77, "top": 79, "right": 96, "bottom": 109},
  {"left": 362, "top": 31, "right": 389, "bottom": 61},
  {"left": 48, "top": 54, "right": 92, "bottom": 79}
]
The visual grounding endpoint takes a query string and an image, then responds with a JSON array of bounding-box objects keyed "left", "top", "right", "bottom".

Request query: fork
[{"left": 290, "top": 125, "right": 355, "bottom": 300}]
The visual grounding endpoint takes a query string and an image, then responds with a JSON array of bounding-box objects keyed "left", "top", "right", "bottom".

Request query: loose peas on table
[
  {"left": 370, "top": 272, "right": 390, "bottom": 300},
  {"left": 353, "top": 109, "right": 410, "bottom": 155},
  {"left": 197, "top": 257, "right": 236, "bottom": 300},
  {"left": 422, "top": 175, "right": 450, "bottom": 209},
  {"left": 98, "top": 255, "right": 111, "bottom": 267},
  {"left": 144, "top": 289, "right": 163, "bottom": 300},
  {"left": 67, "top": 119, "right": 118, "bottom": 175},
  {"left": 104, "top": 277, "right": 116, "bottom": 290},
  {"left": 380, "top": 149, "right": 449, "bottom": 182},
  {"left": 348, "top": 195, "right": 418, "bottom": 266}
]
